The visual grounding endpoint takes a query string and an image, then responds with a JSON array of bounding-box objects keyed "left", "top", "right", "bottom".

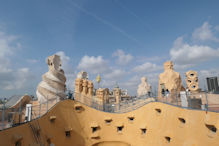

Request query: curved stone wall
[{"left": 0, "top": 100, "right": 218, "bottom": 146}]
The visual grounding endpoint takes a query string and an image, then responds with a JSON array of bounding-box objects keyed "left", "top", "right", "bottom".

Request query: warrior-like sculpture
[
  {"left": 36, "top": 54, "right": 66, "bottom": 103},
  {"left": 158, "top": 61, "right": 184, "bottom": 102},
  {"left": 137, "top": 77, "right": 151, "bottom": 97}
]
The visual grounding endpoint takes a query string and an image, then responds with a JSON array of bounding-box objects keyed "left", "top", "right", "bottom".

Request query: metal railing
[
  {"left": 74, "top": 91, "right": 219, "bottom": 113},
  {"left": 0, "top": 96, "right": 60, "bottom": 131},
  {"left": 1, "top": 90, "right": 219, "bottom": 131},
  {"left": 74, "top": 92, "right": 155, "bottom": 113},
  {"left": 155, "top": 91, "right": 219, "bottom": 112}
]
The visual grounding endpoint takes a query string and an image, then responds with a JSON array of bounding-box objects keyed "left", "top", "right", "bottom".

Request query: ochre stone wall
[{"left": 0, "top": 100, "right": 219, "bottom": 146}]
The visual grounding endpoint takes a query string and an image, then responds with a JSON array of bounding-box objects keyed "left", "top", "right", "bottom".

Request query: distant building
[{"left": 206, "top": 77, "right": 219, "bottom": 94}]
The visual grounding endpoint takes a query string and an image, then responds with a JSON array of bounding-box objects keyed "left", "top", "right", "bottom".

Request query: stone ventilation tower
[
  {"left": 186, "top": 70, "right": 199, "bottom": 92},
  {"left": 36, "top": 54, "right": 66, "bottom": 103},
  {"left": 137, "top": 77, "right": 151, "bottom": 97},
  {"left": 113, "top": 84, "right": 121, "bottom": 104},
  {"left": 74, "top": 71, "right": 93, "bottom": 100}
]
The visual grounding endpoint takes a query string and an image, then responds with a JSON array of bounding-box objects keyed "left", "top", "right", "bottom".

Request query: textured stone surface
[
  {"left": 75, "top": 71, "right": 93, "bottom": 98},
  {"left": 74, "top": 72, "right": 110, "bottom": 106},
  {"left": 1, "top": 100, "right": 219, "bottom": 146},
  {"left": 137, "top": 77, "right": 151, "bottom": 97},
  {"left": 36, "top": 54, "right": 66, "bottom": 103},
  {"left": 158, "top": 61, "right": 184, "bottom": 102},
  {"left": 113, "top": 87, "right": 121, "bottom": 104},
  {"left": 186, "top": 70, "right": 199, "bottom": 92}
]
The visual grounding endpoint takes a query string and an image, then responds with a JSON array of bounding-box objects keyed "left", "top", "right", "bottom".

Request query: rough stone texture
[
  {"left": 36, "top": 54, "right": 66, "bottom": 103},
  {"left": 74, "top": 71, "right": 94, "bottom": 102},
  {"left": 186, "top": 70, "right": 199, "bottom": 92},
  {"left": 114, "top": 87, "right": 121, "bottom": 104},
  {"left": 137, "top": 77, "right": 151, "bottom": 97},
  {"left": 158, "top": 61, "right": 184, "bottom": 103},
  {"left": 74, "top": 71, "right": 110, "bottom": 108},
  {"left": 104, "top": 88, "right": 110, "bottom": 104},
  {"left": 96, "top": 88, "right": 105, "bottom": 105},
  {"left": 1, "top": 100, "right": 219, "bottom": 146},
  {"left": 82, "top": 79, "right": 88, "bottom": 95},
  {"left": 88, "top": 81, "right": 94, "bottom": 97},
  {"left": 75, "top": 78, "right": 83, "bottom": 94}
]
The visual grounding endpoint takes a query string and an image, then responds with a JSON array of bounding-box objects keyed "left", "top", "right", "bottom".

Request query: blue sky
[{"left": 0, "top": 0, "right": 219, "bottom": 97}]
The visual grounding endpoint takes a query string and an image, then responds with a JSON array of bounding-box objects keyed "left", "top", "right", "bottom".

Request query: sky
[{"left": 0, "top": 0, "right": 219, "bottom": 98}]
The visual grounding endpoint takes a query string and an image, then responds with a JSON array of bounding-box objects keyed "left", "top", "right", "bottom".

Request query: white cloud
[
  {"left": 170, "top": 37, "right": 219, "bottom": 68},
  {"left": 77, "top": 55, "right": 109, "bottom": 74},
  {"left": 132, "top": 62, "right": 162, "bottom": 73},
  {"left": 0, "top": 31, "right": 19, "bottom": 57},
  {"left": 77, "top": 55, "right": 130, "bottom": 90},
  {"left": 112, "top": 49, "right": 133, "bottom": 65},
  {"left": 0, "top": 30, "right": 34, "bottom": 91},
  {"left": 56, "top": 51, "right": 70, "bottom": 63},
  {"left": 3, "top": 68, "right": 33, "bottom": 90},
  {"left": 104, "top": 69, "right": 125, "bottom": 80},
  {"left": 0, "top": 31, "right": 20, "bottom": 73},
  {"left": 192, "top": 21, "right": 219, "bottom": 42}
]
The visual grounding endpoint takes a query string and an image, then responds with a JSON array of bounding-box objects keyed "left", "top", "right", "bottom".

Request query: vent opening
[
  {"left": 128, "top": 117, "right": 135, "bottom": 121},
  {"left": 206, "top": 124, "right": 217, "bottom": 133},
  {"left": 178, "top": 118, "right": 186, "bottom": 124},
  {"left": 117, "top": 126, "right": 124, "bottom": 133},
  {"left": 75, "top": 106, "right": 82, "bottom": 111},
  {"left": 165, "top": 136, "right": 171, "bottom": 143},
  {"left": 65, "top": 131, "right": 71, "bottom": 137},
  {"left": 47, "top": 138, "right": 51, "bottom": 144},
  {"left": 190, "top": 73, "right": 194, "bottom": 77},
  {"left": 105, "top": 119, "right": 112, "bottom": 124},
  {"left": 141, "top": 128, "right": 147, "bottom": 135},
  {"left": 92, "top": 127, "right": 99, "bottom": 133},
  {"left": 155, "top": 108, "right": 161, "bottom": 113},
  {"left": 49, "top": 116, "right": 56, "bottom": 122},
  {"left": 15, "top": 141, "right": 21, "bottom": 146}
]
